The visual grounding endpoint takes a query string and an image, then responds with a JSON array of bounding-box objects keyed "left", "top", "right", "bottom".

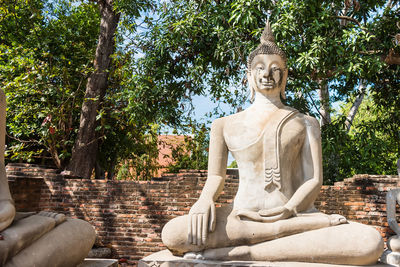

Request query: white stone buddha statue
[
  {"left": 161, "top": 20, "right": 384, "bottom": 265},
  {"left": 0, "top": 89, "right": 96, "bottom": 267}
]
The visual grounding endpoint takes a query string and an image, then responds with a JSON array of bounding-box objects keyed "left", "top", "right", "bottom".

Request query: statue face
[{"left": 250, "top": 54, "right": 285, "bottom": 93}]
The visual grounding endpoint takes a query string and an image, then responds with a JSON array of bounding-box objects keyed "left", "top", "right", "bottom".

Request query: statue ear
[
  {"left": 247, "top": 71, "right": 255, "bottom": 103},
  {"left": 280, "top": 69, "right": 288, "bottom": 99}
]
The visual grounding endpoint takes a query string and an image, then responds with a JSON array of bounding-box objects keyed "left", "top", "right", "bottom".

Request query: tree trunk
[
  {"left": 318, "top": 79, "right": 331, "bottom": 127},
  {"left": 66, "top": 0, "right": 120, "bottom": 178},
  {"left": 345, "top": 80, "right": 365, "bottom": 131}
]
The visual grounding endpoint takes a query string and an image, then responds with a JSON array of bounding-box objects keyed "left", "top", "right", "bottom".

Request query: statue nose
[{"left": 262, "top": 68, "right": 272, "bottom": 78}]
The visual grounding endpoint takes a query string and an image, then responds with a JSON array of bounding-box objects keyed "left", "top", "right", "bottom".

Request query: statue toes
[
  {"left": 329, "top": 214, "right": 347, "bottom": 226},
  {"left": 37, "top": 211, "right": 66, "bottom": 225},
  {"left": 183, "top": 252, "right": 198, "bottom": 260},
  {"left": 54, "top": 214, "right": 66, "bottom": 225},
  {"left": 388, "top": 235, "right": 400, "bottom": 252}
]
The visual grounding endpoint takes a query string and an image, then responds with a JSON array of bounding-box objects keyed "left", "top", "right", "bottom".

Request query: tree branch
[
  {"left": 6, "top": 133, "right": 40, "bottom": 144},
  {"left": 336, "top": 15, "right": 361, "bottom": 27},
  {"left": 306, "top": 91, "right": 328, "bottom": 127},
  {"left": 345, "top": 80, "right": 365, "bottom": 131}
]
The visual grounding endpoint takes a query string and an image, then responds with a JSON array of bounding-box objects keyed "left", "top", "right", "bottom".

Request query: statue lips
[{"left": 259, "top": 79, "right": 275, "bottom": 90}]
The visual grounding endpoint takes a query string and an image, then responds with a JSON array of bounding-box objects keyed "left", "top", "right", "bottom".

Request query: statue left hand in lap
[{"left": 161, "top": 19, "right": 384, "bottom": 265}]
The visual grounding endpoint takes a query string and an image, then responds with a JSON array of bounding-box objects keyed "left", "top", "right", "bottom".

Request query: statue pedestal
[
  {"left": 380, "top": 250, "right": 400, "bottom": 266},
  {"left": 78, "top": 258, "right": 118, "bottom": 267},
  {"left": 139, "top": 250, "right": 389, "bottom": 267}
]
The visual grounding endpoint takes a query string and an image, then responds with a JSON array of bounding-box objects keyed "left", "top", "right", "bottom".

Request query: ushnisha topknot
[{"left": 247, "top": 19, "right": 287, "bottom": 71}]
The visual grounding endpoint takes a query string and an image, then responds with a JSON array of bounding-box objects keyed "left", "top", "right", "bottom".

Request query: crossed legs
[{"left": 162, "top": 205, "right": 383, "bottom": 265}]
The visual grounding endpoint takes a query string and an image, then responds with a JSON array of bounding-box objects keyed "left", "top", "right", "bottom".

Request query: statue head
[{"left": 247, "top": 20, "right": 288, "bottom": 102}]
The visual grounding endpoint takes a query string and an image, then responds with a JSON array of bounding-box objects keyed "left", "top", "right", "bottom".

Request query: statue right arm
[{"left": 187, "top": 118, "right": 228, "bottom": 246}]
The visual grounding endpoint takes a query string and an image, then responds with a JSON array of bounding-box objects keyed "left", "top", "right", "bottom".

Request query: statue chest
[
  {"left": 225, "top": 109, "right": 306, "bottom": 191},
  {"left": 224, "top": 119, "right": 305, "bottom": 153}
]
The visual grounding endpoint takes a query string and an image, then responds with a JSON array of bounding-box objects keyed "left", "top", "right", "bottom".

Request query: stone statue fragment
[{"left": 0, "top": 89, "right": 96, "bottom": 267}]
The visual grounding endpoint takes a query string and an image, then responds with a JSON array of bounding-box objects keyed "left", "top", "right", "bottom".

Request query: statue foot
[
  {"left": 183, "top": 252, "right": 205, "bottom": 260},
  {"left": 37, "top": 211, "right": 66, "bottom": 226},
  {"left": 203, "top": 245, "right": 250, "bottom": 260},
  {"left": 0, "top": 200, "right": 15, "bottom": 232},
  {"left": 388, "top": 235, "right": 400, "bottom": 252},
  {"left": 329, "top": 214, "right": 347, "bottom": 226}
]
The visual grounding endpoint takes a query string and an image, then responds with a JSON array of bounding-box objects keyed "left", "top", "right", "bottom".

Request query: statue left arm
[
  {"left": 253, "top": 117, "right": 322, "bottom": 221},
  {"left": 238, "top": 116, "right": 323, "bottom": 222},
  {"left": 282, "top": 116, "right": 323, "bottom": 213}
]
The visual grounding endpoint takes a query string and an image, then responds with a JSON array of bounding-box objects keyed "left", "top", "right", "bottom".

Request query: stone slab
[
  {"left": 78, "top": 258, "right": 118, "bottom": 267},
  {"left": 139, "top": 250, "right": 390, "bottom": 267},
  {"left": 87, "top": 247, "right": 112, "bottom": 258}
]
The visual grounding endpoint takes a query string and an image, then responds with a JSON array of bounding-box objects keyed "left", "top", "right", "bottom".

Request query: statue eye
[{"left": 272, "top": 67, "right": 281, "bottom": 73}]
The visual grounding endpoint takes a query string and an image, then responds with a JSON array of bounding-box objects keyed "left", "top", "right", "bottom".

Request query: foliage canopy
[{"left": 0, "top": 0, "right": 398, "bottom": 182}]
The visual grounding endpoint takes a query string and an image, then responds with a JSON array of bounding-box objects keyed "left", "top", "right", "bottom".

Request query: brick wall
[
  {"left": 6, "top": 164, "right": 400, "bottom": 265},
  {"left": 315, "top": 174, "right": 400, "bottom": 240}
]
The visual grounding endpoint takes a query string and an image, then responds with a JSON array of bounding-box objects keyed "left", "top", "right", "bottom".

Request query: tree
[
  {"left": 66, "top": 0, "right": 121, "bottom": 178},
  {"left": 66, "top": 0, "right": 157, "bottom": 178},
  {"left": 0, "top": 0, "right": 100, "bottom": 168},
  {"left": 0, "top": 0, "right": 195, "bottom": 179}
]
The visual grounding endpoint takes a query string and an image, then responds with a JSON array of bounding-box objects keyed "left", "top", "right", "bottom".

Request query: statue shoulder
[
  {"left": 284, "top": 108, "right": 319, "bottom": 128},
  {"left": 210, "top": 111, "right": 243, "bottom": 130},
  {"left": 284, "top": 112, "right": 320, "bottom": 136},
  {"left": 301, "top": 114, "right": 321, "bottom": 138},
  {"left": 303, "top": 114, "right": 320, "bottom": 128},
  {"left": 210, "top": 117, "right": 226, "bottom": 133}
]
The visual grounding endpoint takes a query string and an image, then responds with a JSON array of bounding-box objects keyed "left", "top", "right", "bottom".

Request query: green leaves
[{"left": 1, "top": 0, "right": 99, "bottom": 167}]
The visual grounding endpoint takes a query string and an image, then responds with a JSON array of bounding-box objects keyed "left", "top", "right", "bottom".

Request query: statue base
[
  {"left": 380, "top": 250, "right": 400, "bottom": 266},
  {"left": 78, "top": 258, "right": 118, "bottom": 267},
  {"left": 139, "top": 250, "right": 389, "bottom": 267}
]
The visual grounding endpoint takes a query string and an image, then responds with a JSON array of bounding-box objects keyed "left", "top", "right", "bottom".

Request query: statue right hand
[{"left": 187, "top": 198, "right": 216, "bottom": 246}]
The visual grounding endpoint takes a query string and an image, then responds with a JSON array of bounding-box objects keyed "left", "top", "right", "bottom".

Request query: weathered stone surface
[{"left": 88, "top": 247, "right": 112, "bottom": 258}]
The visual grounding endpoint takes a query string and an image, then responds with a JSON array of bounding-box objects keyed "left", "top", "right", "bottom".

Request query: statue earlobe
[
  {"left": 280, "top": 69, "right": 288, "bottom": 100},
  {"left": 247, "top": 71, "right": 256, "bottom": 103}
]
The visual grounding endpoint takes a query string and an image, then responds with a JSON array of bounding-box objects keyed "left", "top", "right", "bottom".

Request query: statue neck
[{"left": 252, "top": 92, "right": 283, "bottom": 110}]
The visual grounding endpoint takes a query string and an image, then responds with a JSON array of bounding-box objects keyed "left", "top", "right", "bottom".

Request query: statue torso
[{"left": 222, "top": 106, "right": 309, "bottom": 211}]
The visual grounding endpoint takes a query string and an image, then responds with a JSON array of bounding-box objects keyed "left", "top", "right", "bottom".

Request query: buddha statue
[
  {"left": 0, "top": 89, "right": 96, "bottom": 267},
  {"left": 161, "top": 20, "right": 384, "bottom": 265}
]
